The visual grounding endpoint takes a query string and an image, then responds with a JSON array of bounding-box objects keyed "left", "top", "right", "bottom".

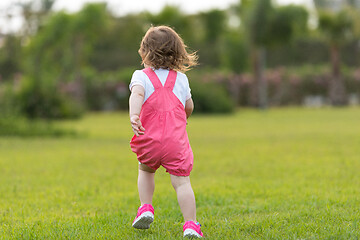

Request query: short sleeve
[
  {"left": 185, "top": 75, "right": 192, "bottom": 100},
  {"left": 129, "top": 70, "right": 145, "bottom": 92}
]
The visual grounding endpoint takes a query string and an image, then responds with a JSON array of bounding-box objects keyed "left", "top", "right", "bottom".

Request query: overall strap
[
  {"left": 164, "top": 70, "right": 177, "bottom": 90},
  {"left": 143, "top": 68, "right": 162, "bottom": 89}
]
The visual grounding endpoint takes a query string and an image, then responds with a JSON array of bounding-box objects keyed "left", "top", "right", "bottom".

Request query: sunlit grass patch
[{"left": 0, "top": 108, "right": 359, "bottom": 239}]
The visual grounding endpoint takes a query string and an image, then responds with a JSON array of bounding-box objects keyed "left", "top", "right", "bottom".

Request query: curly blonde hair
[{"left": 138, "top": 26, "right": 198, "bottom": 73}]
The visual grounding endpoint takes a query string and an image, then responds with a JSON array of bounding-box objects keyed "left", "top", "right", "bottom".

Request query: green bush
[
  {"left": 0, "top": 83, "right": 20, "bottom": 117},
  {"left": 190, "top": 76, "right": 235, "bottom": 114},
  {"left": 83, "top": 67, "right": 131, "bottom": 111},
  {"left": 17, "top": 78, "right": 84, "bottom": 119},
  {"left": 0, "top": 83, "right": 76, "bottom": 137},
  {"left": 197, "top": 65, "right": 360, "bottom": 107}
]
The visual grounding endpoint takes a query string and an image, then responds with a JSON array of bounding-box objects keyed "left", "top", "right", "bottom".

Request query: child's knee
[{"left": 170, "top": 174, "right": 190, "bottom": 189}]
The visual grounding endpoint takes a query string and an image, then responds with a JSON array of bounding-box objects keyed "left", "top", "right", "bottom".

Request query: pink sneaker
[
  {"left": 132, "top": 204, "right": 154, "bottom": 229},
  {"left": 183, "top": 221, "right": 203, "bottom": 238}
]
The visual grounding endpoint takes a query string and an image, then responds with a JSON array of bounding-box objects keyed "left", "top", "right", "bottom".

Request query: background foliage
[{"left": 0, "top": 0, "right": 360, "bottom": 122}]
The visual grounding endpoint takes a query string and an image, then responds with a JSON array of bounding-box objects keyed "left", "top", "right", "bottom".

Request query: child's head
[{"left": 138, "top": 26, "right": 198, "bottom": 72}]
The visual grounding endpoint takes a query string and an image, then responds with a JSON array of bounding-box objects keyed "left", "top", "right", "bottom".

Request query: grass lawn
[{"left": 0, "top": 107, "right": 359, "bottom": 239}]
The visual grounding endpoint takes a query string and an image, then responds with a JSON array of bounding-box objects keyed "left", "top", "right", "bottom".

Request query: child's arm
[
  {"left": 129, "top": 85, "right": 146, "bottom": 136},
  {"left": 185, "top": 98, "right": 194, "bottom": 119}
]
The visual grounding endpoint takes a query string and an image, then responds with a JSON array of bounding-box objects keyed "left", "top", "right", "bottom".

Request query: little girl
[{"left": 129, "top": 26, "right": 203, "bottom": 238}]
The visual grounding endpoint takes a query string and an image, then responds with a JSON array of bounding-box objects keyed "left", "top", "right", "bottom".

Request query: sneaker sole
[
  {"left": 183, "top": 229, "right": 202, "bottom": 238},
  {"left": 132, "top": 212, "right": 154, "bottom": 229}
]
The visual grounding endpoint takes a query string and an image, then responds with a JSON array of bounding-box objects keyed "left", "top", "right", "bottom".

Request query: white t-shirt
[{"left": 129, "top": 68, "right": 191, "bottom": 107}]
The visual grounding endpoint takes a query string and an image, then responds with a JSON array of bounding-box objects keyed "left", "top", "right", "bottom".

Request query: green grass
[{"left": 0, "top": 107, "right": 360, "bottom": 239}]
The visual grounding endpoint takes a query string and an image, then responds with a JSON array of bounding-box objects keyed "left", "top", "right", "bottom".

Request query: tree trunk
[
  {"left": 329, "top": 44, "right": 347, "bottom": 106},
  {"left": 251, "top": 47, "right": 267, "bottom": 109}
]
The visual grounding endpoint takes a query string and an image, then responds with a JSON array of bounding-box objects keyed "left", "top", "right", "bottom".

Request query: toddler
[{"left": 129, "top": 26, "right": 203, "bottom": 238}]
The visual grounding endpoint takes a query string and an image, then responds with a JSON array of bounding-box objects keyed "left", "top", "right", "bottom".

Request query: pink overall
[{"left": 130, "top": 68, "right": 194, "bottom": 176}]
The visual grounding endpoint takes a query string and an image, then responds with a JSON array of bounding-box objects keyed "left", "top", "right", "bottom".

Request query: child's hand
[{"left": 130, "top": 115, "right": 145, "bottom": 136}]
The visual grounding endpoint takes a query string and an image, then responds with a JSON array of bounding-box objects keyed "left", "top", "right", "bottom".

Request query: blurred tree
[
  {"left": 314, "top": 0, "right": 360, "bottom": 9},
  {"left": 21, "top": 11, "right": 75, "bottom": 118},
  {"left": 222, "top": 29, "right": 248, "bottom": 73},
  {"left": 18, "top": 0, "right": 56, "bottom": 38},
  {"left": 71, "top": 3, "right": 109, "bottom": 79},
  {"left": 317, "top": 9, "right": 354, "bottom": 105},
  {"left": 146, "top": 6, "right": 194, "bottom": 42},
  {"left": 202, "top": 9, "right": 226, "bottom": 42},
  {"left": 145, "top": 6, "right": 200, "bottom": 63},
  {"left": 40, "top": 0, "right": 56, "bottom": 12},
  {"left": 314, "top": 0, "right": 357, "bottom": 105},
  {"left": 26, "top": 3, "right": 109, "bottom": 83},
  {"left": 199, "top": 9, "right": 227, "bottom": 68},
  {"left": 90, "top": 14, "right": 147, "bottom": 71},
  {"left": 240, "top": 0, "right": 308, "bottom": 108},
  {"left": 22, "top": 3, "right": 110, "bottom": 118},
  {"left": 26, "top": 11, "right": 71, "bottom": 83},
  {"left": 220, "top": 5, "right": 249, "bottom": 73},
  {"left": 0, "top": 35, "right": 22, "bottom": 80}
]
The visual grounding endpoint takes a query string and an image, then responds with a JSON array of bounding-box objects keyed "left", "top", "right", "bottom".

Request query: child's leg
[
  {"left": 170, "top": 174, "right": 196, "bottom": 222},
  {"left": 138, "top": 163, "right": 156, "bottom": 206}
]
